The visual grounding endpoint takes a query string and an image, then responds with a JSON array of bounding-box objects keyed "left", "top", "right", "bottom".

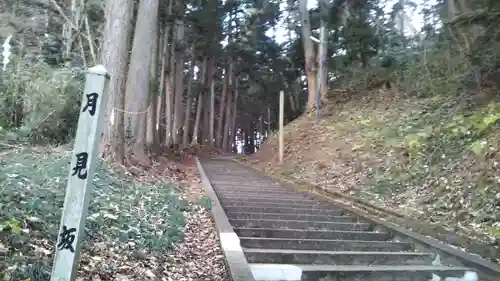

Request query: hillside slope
[{"left": 249, "top": 88, "right": 500, "bottom": 260}]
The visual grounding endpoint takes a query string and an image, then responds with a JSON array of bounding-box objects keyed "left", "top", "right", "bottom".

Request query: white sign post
[{"left": 50, "top": 65, "right": 110, "bottom": 281}]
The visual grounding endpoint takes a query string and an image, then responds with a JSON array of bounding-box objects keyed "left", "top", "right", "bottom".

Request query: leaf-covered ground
[
  {"left": 0, "top": 146, "right": 228, "bottom": 280},
  {"left": 249, "top": 88, "right": 500, "bottom": 262}
]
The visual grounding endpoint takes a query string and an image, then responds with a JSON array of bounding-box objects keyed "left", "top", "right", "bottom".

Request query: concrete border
[
  {"left": 233, "top": 158, "right": 500, "bottom": 281},
  {"left": 196, "top": 157, "right": 255, "bottom": 281}
]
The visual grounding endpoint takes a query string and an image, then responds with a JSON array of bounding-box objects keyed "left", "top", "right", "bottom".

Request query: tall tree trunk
[
  {"left": 191, "top": 59, "right": 206, "bottom": 145},
  {"left": 203, "top": 57, "right": 215, "bottom": 145},
  {"left": 203, "top": 96, "right": 210, "bottom": 144},
  {"left": 191, "top": 94, "right": 203, "bottom": 145},
  {"left": 100, "top": 0, "right": 134, "bottom": 164},
  {"left": 147, "top": 15, "right": 160, "bottom": 152},
  {"left": 222, "top": 95, "right": 231, "bottom": 151},
  {"left": 124, "top": 0, "right": 160, "bottom": 162},
  {"left": 209, "top": 78, "right": 215, "bottom": 146},
  {"left": 229, "top": 80, "right": 239, "bottom": 152},
  {"left": 165, "top": 38, "right": 176, "bottom": 147},
  {"left": 318, "top": 0, "right": 329, "bottom": 100},
  {"left": 216, "top": 66, "right": 228, "bottom": 148},
  {"left": 222, "top": 71, "right": 234, "bottom": 151},
  {"left": 172, "top": 18, "right": 185, "bottom": 147},
  {"left": 295, "top": 77, "right": 301, "bottom": 112},
  {"left": 157, "top": 0, "right": 173, "bottom": 144},
  {"left": 182, "top": 47, "right": 195, "bottom": 146},
  {"left": 320, "top": 66, "right": 328, "bottom": 99},
  {"left": 217, "top": 61, "right": 234, "bottom": 148},
  {"left": 156, "top": 24, "right": 164, "bottom": 143},
  {"left": 242, "top": 127, "right": 246, "bottom": 154},
  {"left": 298, "top": 0, "right": 317, "bottom": 114},
  {"left": 247, "top": 120, "right": 255, "bottom": 153}
]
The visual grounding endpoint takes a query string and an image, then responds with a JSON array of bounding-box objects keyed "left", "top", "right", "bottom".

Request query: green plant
[
  {"left": 1, "top": 218, "right": 21, "bottom": 235},
  {"left": 0, "top": 58, "right": 84, "bottom": 145}
]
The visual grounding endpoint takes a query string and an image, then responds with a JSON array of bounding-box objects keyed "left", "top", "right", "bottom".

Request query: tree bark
[
  {"left": 182, "top": 47, "right": 195, "bottom": 146},
  {"left": 216, "top": 66, "right": 228, "bottom": 148},
  {"left": 209, "top": 78, "right": 215, "bottom": 146},
  {"left": 298, "top": 0, "right": 317, "bottom": 114},
  {"left": 165, "top": 37, "right": 176, "bottom": 147},
  {"left": 191, "top": 59, "right": 207, "bottom": 145},
  {"left": 229, "top": 79, "right": 239, "bottom": 152},
  {"left": 318, "top": 0, "right": 329, "bottom": 101},
  {"left": 171, "top": 16, "right": 185, "bottom": 146},
  {"left": 217, "top": 60, "right": 234, "bottom": 148},
  {"left": 295, "top": 77, "right": 301, "bottom": 112},
  {"left": 124, "top": 0, "right": 160, "bottom": 162},
  {"left": 203, "top": 57, "right": 215, "bottom": 145},
  {"left": 147, "top": 14, "right": 160, "bottom": 152},
  {"left": 222, "top": 71, "right": 234, "bottom": 151},
  {"left": 157, "top": 0, "right": 173, "bottom": 144},
  {"left": 100, "top": 0, "right": 134, "bottom": 164}
]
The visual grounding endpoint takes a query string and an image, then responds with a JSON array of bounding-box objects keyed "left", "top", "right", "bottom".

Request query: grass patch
[{"left": 0, "top": 147, "right": 187, "bottom": 280}]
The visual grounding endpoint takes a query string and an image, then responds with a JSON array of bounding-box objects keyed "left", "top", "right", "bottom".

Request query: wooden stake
[
  {"left": 279, "top": 90, "right": 284, "bottom": 164},
  {"left": 50, "top": 65, "right": 110, "bottom": 281}
]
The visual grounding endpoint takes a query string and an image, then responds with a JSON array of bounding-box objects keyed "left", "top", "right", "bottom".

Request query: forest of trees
[{"left": 0, "top": 0, "right": 498, "bottom": 163}]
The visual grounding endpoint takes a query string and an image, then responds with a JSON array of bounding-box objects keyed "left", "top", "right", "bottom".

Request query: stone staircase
[{"left": 199, "top": 157, "right": 490, "bottom": 281}]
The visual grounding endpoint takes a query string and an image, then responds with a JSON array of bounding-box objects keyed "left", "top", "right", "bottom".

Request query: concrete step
[
  {"left": 244, "top": 249, "right": 433, "bottom": 265},
  {"left": 239, "top": 237, "right": 414, "bottom": 252},
  {"left": 218, "top": 193, "right": 311, "bottom": 201},
  {"left": 216, "top": 188, "right": 297, "bottom": 194},
  {"left": 230, "top": 219, "right": 372, "bottom": 231},
  {"left": 211, "top": 180, "right": 279, "bottom": 186},
  {"left": 297, "top": 264, "right": 474, "bottom": 281},
  {"left": 220, "top": 196, "right": 318, "bottom": 205},
  {"left": 235, "top": 228, "right": 391, "bottom": 240},
  {"left": 249, "top": 264, "right": 474, "bottom": 281},
  {"left": 217, "top": 190, "right": 310, "bottom": 198},
  {"left": 224, "top": 206, "right": 344, "bottom": 216},
  {"left": 223, "top": 201, "right": 332, "bottom": 210},
  {"left": 227, "top": 212, "right": 357, "bottom": 223},
  {"left": 213, "top": 183, "right": 282, "bottom": 188},
  {"left": 216, "top": 187, "right": 291, "bottom": 193}
]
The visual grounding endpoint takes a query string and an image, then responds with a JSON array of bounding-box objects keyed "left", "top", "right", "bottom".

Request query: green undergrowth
[
  {"left": 0, "top": 147, "right": 187, "bottom": 280},
  {"left": 348, "top": 95, "right": 500, "bottom": 238}
]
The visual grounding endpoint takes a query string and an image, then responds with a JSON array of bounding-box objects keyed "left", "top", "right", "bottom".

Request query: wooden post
[
  {"left": 279, "top": 90, "right": 284, "bottom": 164},
  {"left": 50, "top": 65, "right": 110, "bottom": 281}
]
